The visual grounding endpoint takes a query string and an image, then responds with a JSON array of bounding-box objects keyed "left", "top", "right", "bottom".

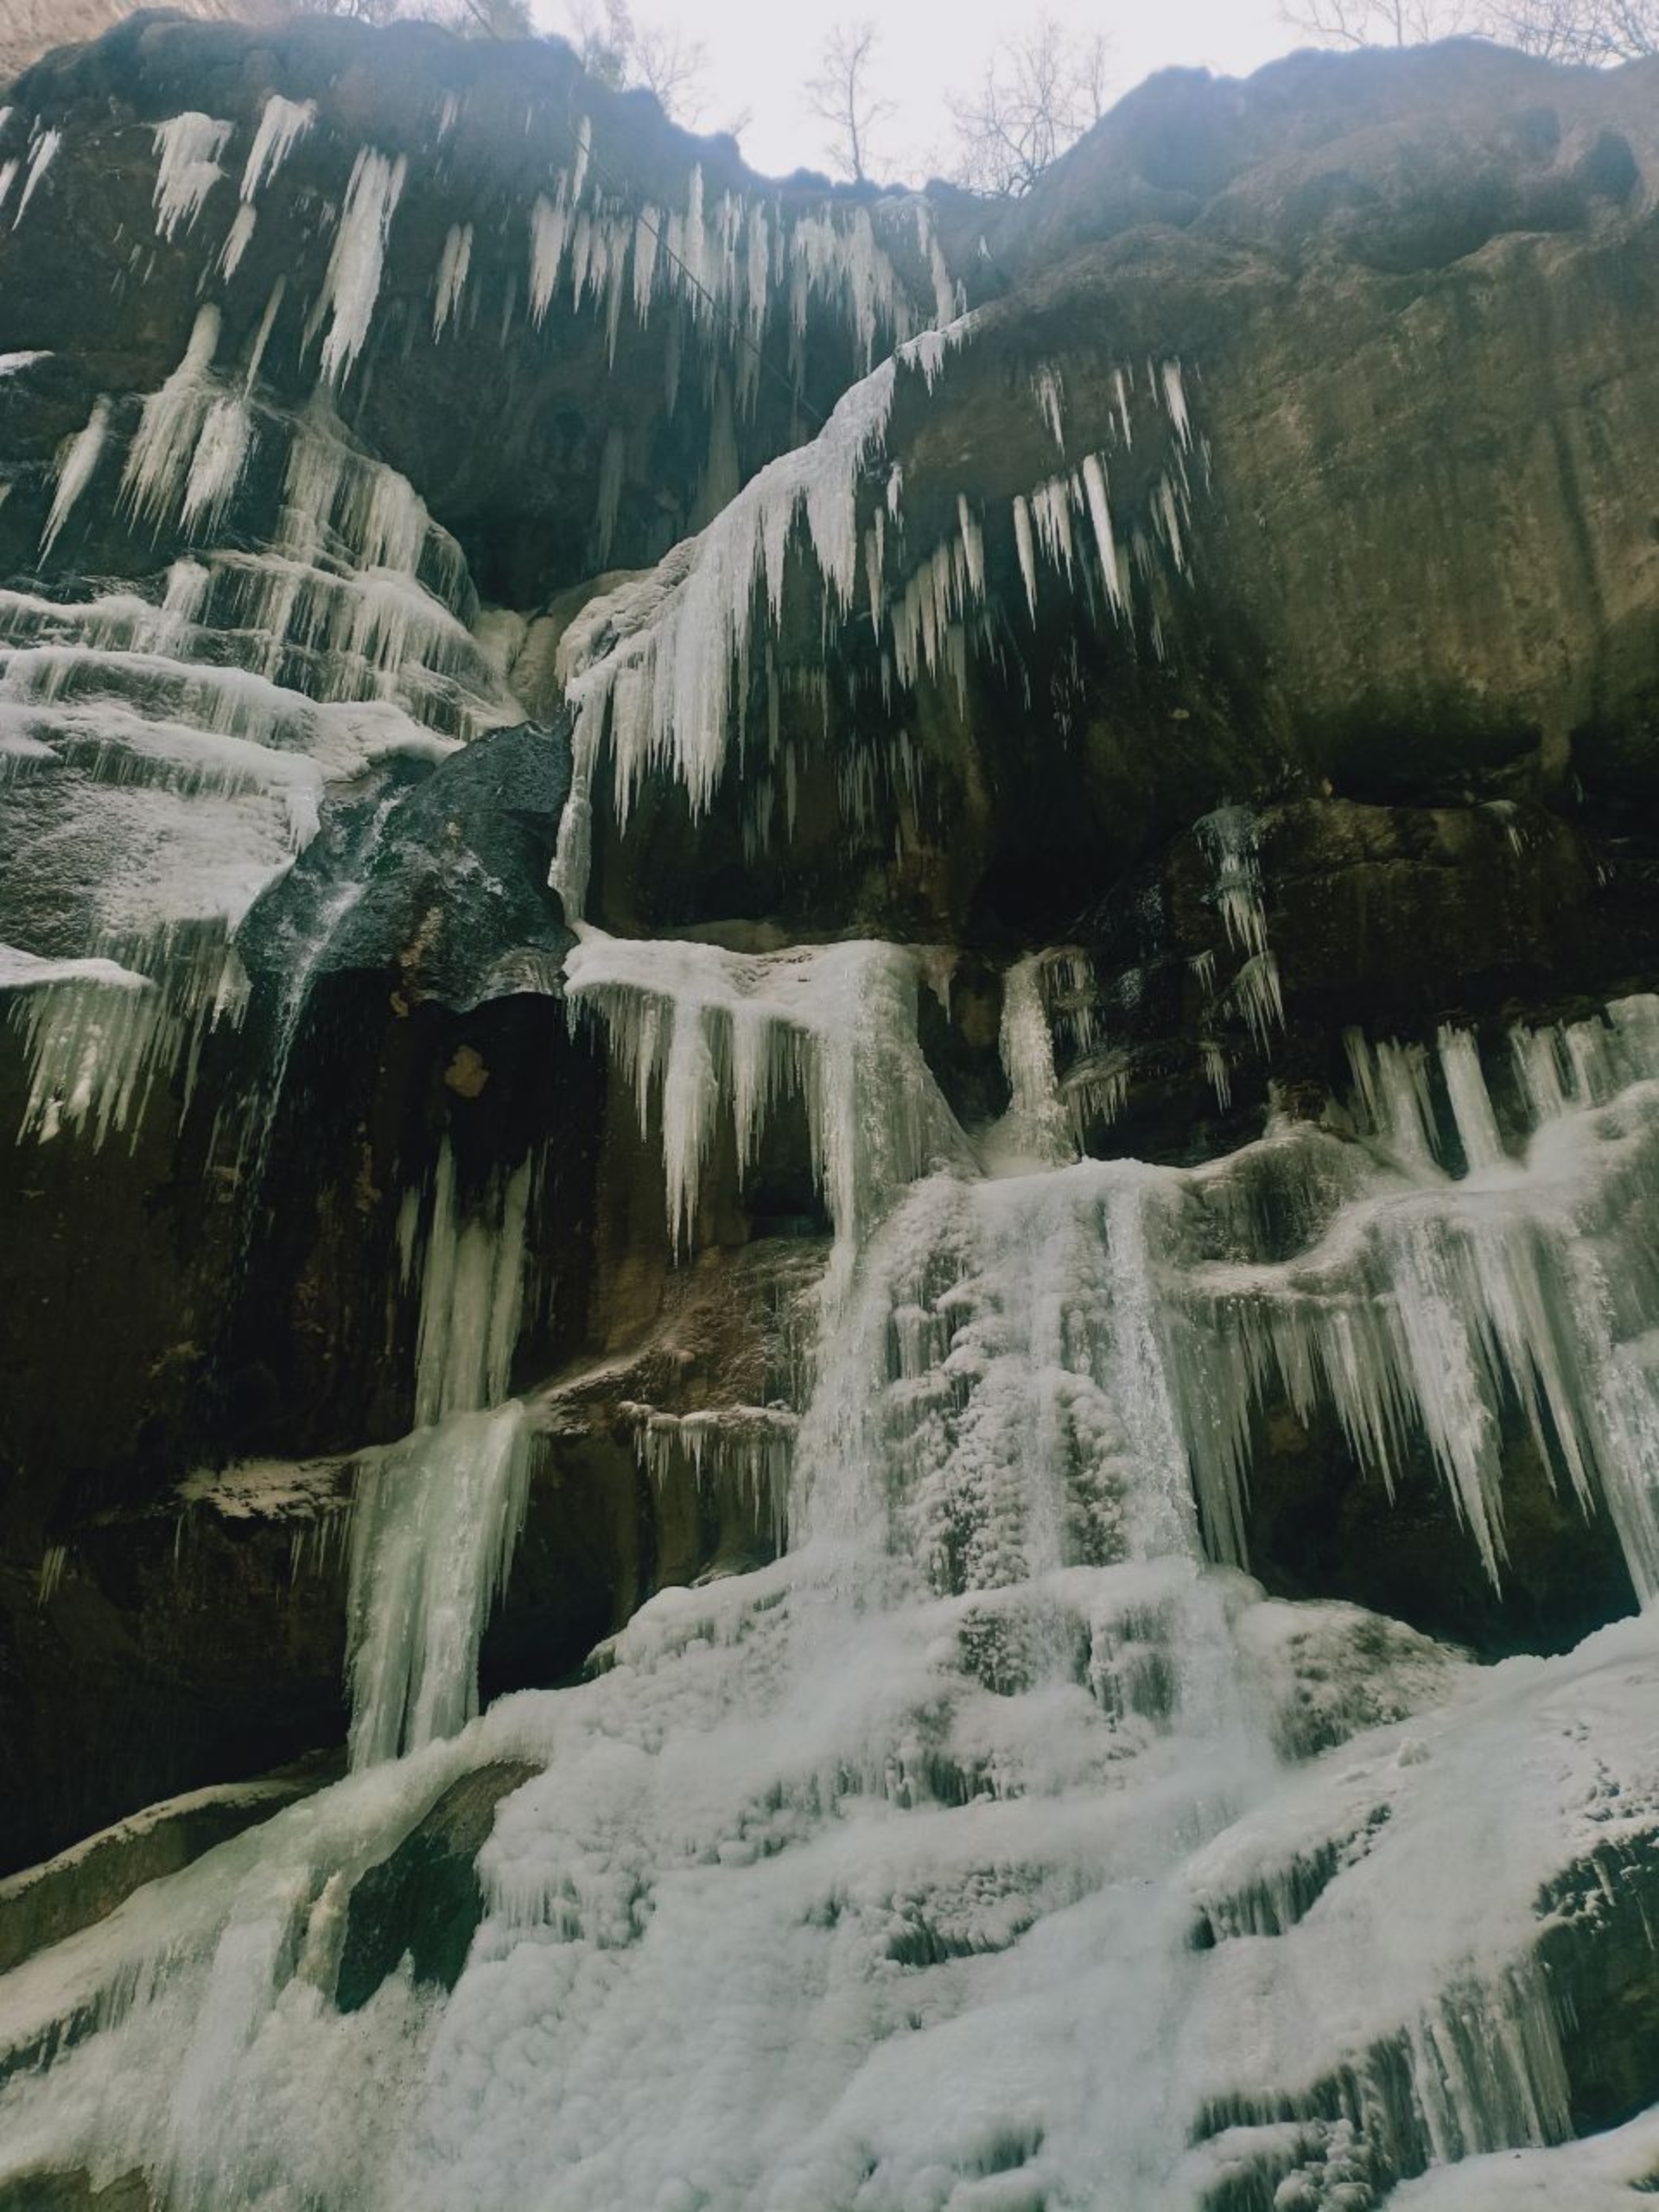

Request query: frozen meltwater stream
[{"left": 6, "top": 960, "right": 1659, "bottom": 2208}]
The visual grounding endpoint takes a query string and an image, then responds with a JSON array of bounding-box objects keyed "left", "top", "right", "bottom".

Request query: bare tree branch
[
  {"left": 1281, "top": 0, "right": 1657, "bottom": 54},
  {"left": 802, "top": 19, "right": 894, "bottom": 184},
  {"left": 946, "top": 14, "right": 1114, "bottom": 197}
]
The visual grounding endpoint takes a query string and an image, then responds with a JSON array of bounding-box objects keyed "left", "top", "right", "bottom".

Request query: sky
[{"left": 531, "top": 0, "right": 1313, "bottom": 183}]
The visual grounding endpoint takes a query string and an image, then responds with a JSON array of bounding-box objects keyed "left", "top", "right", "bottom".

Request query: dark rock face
[{"left": 334, "top": 1758, "right": 538, "bottom": 2011}]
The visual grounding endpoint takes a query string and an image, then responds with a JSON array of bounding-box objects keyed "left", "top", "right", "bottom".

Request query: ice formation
[
  {"left": 563, "top": 926, "right": 968, "bottom": 1254},
  {"left": 11, "top": 983, "right": 1659, "bottom": 2205},
  {"left": 315, "top": 149, "right": 407, "bottom": 388},
  {"left": 12, "top": 128, "right": 60, "bottom": 226},
  {"left": 9, "top": 68, "right": 1659, "bottom": 2212},
  {"left": 3, "top": 319, "right": 518, "bottom": 1158},
  {"left": 552, "top": 316, "right": 1184, "bottom": 920},
  {"left": 239, "top": 95, "right": 315, "bottom": 202},
  {"left": 399, "top": 1141, "right": 536, "bottom": 1428},
  {"left": 346, "top": 1404, "right": 533, "bottom": 1768},
  {"left": 150, "top": 114, "right": 232, "bottom": 243}
]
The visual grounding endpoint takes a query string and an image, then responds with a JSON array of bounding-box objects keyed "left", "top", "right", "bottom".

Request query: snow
[{"left": 0, "top": 946, "right": 150, "bottom": 994}]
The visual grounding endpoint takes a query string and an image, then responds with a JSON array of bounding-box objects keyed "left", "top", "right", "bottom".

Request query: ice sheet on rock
[
  {"left": 346, "top": 1403, "right": 533, "bottom": 1768},
  {"left": 10, "top": 929, "right": 248, "bottom": 1150},
  {"left": 630, "top": 1403, "right": 797, "bottom": 1554}
]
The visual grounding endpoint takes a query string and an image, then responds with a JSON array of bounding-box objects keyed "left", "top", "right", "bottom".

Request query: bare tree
[
  {"left": 434, "top": 0, "right": 532, "bottom": 32},
  {"left": 1281, "top": 0, "right": 1466, "bottom": 44},
  {"left": 1282, "top": 0, "right": 1657, "bottom": 51},
  {"left": 802, "top": 19, "right": 894, "bottom": 184},
  {"left": 946, "top": 15, "right": 1113, "bottom": 196},
  {"left": 1483, "top": 0, "right": 1656, "bottom": 54},
  {"left": 631, "top": 18, "right": 712, "bottom": 124},
  {"left": 560, "top": 0, "right": 709, "bottom": 122}
]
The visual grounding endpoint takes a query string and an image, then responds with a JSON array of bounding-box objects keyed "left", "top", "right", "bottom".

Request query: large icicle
[
  {"left": 345, "top": 1402, "right": 532, "bottom": 1767},
  {"left": 150, "top": 113, "right": 232, "bottom": 242},
  {"left": 315, "top": 148, "right": 406, "bottom": 387}
]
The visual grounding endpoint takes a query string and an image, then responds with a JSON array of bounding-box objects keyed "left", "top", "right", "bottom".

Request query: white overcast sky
[{"left": 531, "top": 0, "right": 1310, "bottom": 182}]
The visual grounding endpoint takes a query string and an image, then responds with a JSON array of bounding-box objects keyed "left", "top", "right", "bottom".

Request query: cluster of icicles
[
  {"left": 18, "top": 85, "right": 959, "bottom": 404},
  {"left": 2, "top": 323, "right": 518, "bottom": 1153},
  {"left": 553, "top": 324, "right": 1205, "bottom": 920}
]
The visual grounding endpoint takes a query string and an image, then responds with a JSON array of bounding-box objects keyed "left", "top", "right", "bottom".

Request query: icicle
[
  {"left": 346, "top": 1402, "right": 532, "bottom": 1767},
  {"left": 1439, "top": 1027, "right": 1507, "bottom": 1177},
  {"left": 179, "top": 393, "right": 253, "bottom": 537},
  {"left": 433, "top": 221, "right": 472, "bottom": 339},
  {"left": 119, "top": 306, "right": 222, "bottom": 534},
  {"left": 528, "top": 192, "right": 569, "bottom": 327},
  {"left": 239, "top": 95, "right": 315, "bottom": 201},
  {"left": 1161, "top": 358, "right": 1193, "bottom": 449},
  {"left": 1033, "top": 364, "right": 1065, "bottom": 449},
  {"left": 40, "top": 396, "right": 111, "bottom": 558},
  {"left": 150, "top": 114, "right": 232, "bottom": 243},
  {"left": 218, "top": 202, "right": 257, "bottom": 281},
  {"left": 591, "top": 425, "right": 626, "bottom": 567},
  {"left": 986, "top": 956, "right": 1072, "bottom": 1172},
  {"left": 315, "top": 148, "right": 405, "bottom": 387},
  {"left": 405, "top": 1141, "right": 534, "bottom": 1428},
  {"left": 1013, "top": 494, "right": 1039, "bottom": 619},
  {"left": 12, "top": 127, "right": 60, "bottom": 226},
  {"left": 1080, "top": 453, "right": 1126, "bottom": 618}
]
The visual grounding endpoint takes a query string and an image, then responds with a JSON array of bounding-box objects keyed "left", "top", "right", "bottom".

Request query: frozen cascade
[
  {"left": 984, "top": 953, "right": 1075, "bottom": 1173},
  {"left": 9, "top": 985, "right": 1659, "bottom": 2202},
  {"left": 346, "top": 1403, "right": 533, "bottom": 1769},
  {"left": 3, "top": 360, "right": 517, "bottom": 1161},
  {"left": 400, "top": 1141, "right": 536, "bottom": 1428}
]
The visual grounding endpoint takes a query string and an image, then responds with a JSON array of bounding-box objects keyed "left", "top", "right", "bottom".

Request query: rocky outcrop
[{"left": 1, "top": 48, "right": 1658, "bottom": 2209}]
